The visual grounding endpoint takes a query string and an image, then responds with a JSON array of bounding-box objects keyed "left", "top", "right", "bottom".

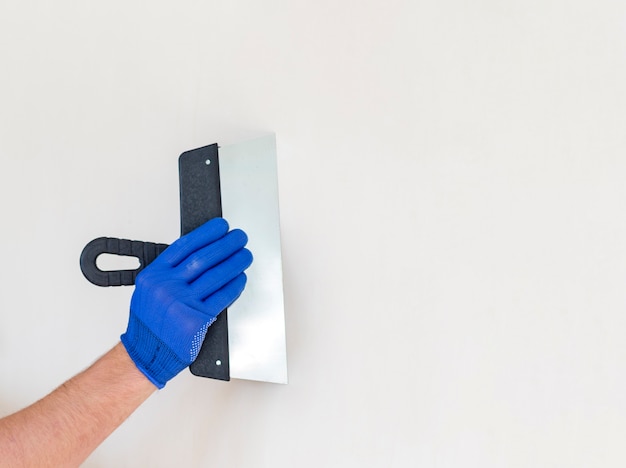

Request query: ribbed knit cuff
[{"left": 121, "top": 314, "right": 187, "bottom": 389}]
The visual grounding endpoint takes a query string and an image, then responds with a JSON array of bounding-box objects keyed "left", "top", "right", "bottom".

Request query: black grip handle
[{"left": 80, "top": 237, "right": 169, "bottom": 287}]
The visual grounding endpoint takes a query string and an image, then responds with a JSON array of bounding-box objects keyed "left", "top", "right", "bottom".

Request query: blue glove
[{"left": 121, "top": 217, "right": 253, "bottom": 388}]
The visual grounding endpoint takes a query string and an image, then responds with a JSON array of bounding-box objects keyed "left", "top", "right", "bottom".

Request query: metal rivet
[
  {"left": 216, "top": 360, "right": 222, "bottom": 366},
  {"left": 205, "top": 159, "right": 211, "bottom": 165}
]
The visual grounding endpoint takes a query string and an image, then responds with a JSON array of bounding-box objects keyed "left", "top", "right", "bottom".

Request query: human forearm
[
  {"left": 0, "top": 218, "right": 252, "bottom": 466},
  {"left": 0, "top": 343, "right": 156, "bottom": 468}
]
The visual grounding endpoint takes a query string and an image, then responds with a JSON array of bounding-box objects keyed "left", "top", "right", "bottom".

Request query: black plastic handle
[{"left": 80, "top": 237, "right": 169, "bottom": 287}]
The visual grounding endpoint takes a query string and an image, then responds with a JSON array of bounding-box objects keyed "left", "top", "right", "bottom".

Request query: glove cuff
[{"left": 121, "top": 314, "right": 186, "bottom": 389}]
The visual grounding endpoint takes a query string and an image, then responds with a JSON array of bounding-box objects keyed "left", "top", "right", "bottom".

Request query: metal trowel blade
[{"left": 219, "top": 135, "right": 288, "bottom": 384}]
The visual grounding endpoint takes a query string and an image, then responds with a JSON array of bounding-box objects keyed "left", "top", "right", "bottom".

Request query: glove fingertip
[
  {"left": 229, "top": 228, "right": 248, "bottom": 246},
  {"left": 211, "top": 217, "right": 229, "bottom": 232},
  {"left": 242, "top": 248, "right": 253, "bottom": 267}
]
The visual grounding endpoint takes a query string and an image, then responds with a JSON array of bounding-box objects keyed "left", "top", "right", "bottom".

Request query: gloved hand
[{"left": 121, "top": 217, "right": 253, "bottom": 388}]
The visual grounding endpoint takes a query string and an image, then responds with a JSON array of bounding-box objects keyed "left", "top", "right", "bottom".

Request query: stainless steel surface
[{"left": 219, "top": 135, "right": 288, "bottom": 384}]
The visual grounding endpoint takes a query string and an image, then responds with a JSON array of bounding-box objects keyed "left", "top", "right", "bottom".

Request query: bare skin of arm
[{"left": 0, "top": 343, "right": 156, "bottom": 468}]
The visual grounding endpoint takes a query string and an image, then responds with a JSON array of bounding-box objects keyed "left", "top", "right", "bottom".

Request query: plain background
[{"left": 2, "top": 1, "right": 626, "bottom": 467}]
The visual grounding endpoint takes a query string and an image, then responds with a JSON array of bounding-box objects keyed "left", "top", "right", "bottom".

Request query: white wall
[{"left": 2, "top": 1, "right": 626, "bottom": 466}]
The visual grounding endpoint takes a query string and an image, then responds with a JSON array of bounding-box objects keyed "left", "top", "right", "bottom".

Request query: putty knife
[{"left": 80, "top": 135, "right": 288, "bottom": 384}]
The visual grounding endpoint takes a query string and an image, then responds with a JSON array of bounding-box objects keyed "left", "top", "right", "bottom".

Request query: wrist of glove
[{"left": 121, "top": 217, "right": 253, "bottom": 388}]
